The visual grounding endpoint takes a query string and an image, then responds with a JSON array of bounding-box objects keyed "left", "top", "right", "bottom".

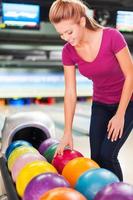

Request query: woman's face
[{"left": 53, "top": 18, "right": 85, "bottom": 46}]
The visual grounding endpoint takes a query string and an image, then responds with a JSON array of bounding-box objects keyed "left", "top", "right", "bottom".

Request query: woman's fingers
[
  {"left": 119, "top": 128, "right": 123, "bottom": 139},
  {"left": 111, "top": 129, "right": 119, "bottom": 141},
  {"left": 107, "top": 115, "right": 124, "bottom": 142},
  {"left": 69, "top": 140, "right": 73, "bottom": 150},
  {"left": 53, "top": 134, "right": 73, "bottom": 157},
  {"left": 54, "top": 144, "right": 65, "bottom": 157}
]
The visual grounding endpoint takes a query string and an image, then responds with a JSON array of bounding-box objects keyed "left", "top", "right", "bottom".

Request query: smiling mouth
[{"left": 70, "top": 40, "right": 74, "bottom": 44}]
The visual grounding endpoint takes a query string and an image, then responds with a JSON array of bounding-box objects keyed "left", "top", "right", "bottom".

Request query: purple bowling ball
[
  {"left": 23, "top": 172, "right": 70, "bottom": 200},
  {"left": 94, "top": 182, "right": 133, "bottom": 200},
  {"left": 38, "top": 138, "right": 59, "bottom": 155}
]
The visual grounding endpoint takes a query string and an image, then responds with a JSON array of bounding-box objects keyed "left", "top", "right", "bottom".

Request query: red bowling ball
[{"left": 52, "top": 149, "right": 84, "bottom": 174}]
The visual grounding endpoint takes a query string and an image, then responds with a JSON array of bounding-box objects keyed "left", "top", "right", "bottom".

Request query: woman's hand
[
  {"left": 54, "top": 133, "right": 73, "bottom": 157},
  {"left": 107, "top": 114, "right": 125, "bottom": 142}
]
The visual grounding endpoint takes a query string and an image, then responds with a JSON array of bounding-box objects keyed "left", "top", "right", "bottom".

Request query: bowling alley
[{"left": 0, "top": 0, "right": 133, "bottom": 199}]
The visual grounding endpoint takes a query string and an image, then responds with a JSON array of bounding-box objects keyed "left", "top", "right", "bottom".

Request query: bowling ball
[
  {"left": 23, "top": 172, "right": 70, "bottom": 200},
  {"left": 75, "top": 168, "right": 120, "bottom": 200},
  {"left": 43, "top": 143, "right": 58, "bottom": 163},
  {"left": 16, "top": 160, "right": 57, "bottom": 197},
  {"left": 8, "top": 98, "right": 25, "bottom": 106},
  {"left": 38, "top": 138, "right": 59, "bottom": 155},
  {"left": 95, "top": 182, "right": 133, "bottom": 200},
  {"left": 52, "top": 149, "right": 84, "bottom": 174},
  {"left": 5, "top": 140, "right": 32, "bottom": 159},
  {"left": 62, "top": 157, "right": 100, "bottom": 187},
  {"left": 40, "top": 187, "right": 87, "bottom": 200},
  {"left": 11, "top": 152, "right": 46, "bottom": 182},
  {"left": 44, "top": 143, "right": 70, "bottom": 163},
  {"left": 7, "top": 146, "right": 39, "bottom": 171}
]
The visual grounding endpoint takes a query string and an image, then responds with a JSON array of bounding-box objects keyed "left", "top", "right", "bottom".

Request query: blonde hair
[{"left": 49, "top": 0, "right": 101, "bottom": 31}]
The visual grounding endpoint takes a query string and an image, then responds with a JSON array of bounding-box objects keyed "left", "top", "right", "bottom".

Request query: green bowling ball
[{"left": 44, "top": 143, "right": 58, "bottom": 163}]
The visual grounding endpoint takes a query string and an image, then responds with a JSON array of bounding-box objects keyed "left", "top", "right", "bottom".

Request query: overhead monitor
[
  {"left": 116, "top": 10, "right": 133, "bottom": 33},
  {"left": 2, "top": 3, "right": 40, "bottom": 30},
  {"left": 0, "top": 2, "right": 2, "bottom": 22}
]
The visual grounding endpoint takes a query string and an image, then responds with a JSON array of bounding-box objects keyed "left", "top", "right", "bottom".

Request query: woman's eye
[
  {"left": 60, "top": 34, "right": 64, "bottom": 38},
  {"left": 68, "top": 31, "right": 72, "bottom": 35}
]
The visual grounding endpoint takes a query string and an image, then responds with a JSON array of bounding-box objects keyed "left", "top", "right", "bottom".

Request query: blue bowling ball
[
  {"left": 5, "top": 140, "right": 32, "bottom": 159},
  {"left": 8, "top": 98, "right": 25, "bottom": 106},
  {"left": 75, "top": 168, "right": 120, "bottom": 200}
]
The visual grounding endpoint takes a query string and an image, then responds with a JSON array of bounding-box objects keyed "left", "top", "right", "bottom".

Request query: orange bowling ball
[
  {"left": 62, "top": 157, "right": 100, "bottom": 187},
  {"left": 40, "top": 187, "right": 87, "bottom": 200}
]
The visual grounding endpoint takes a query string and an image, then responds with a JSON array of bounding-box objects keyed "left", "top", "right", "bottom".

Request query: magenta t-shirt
[{"left": 62, "top": 27, "right": 133, "bottom": 104}]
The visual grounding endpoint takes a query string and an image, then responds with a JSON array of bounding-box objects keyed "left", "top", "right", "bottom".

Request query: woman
[{"left": 49, "top": 0, "right": 133, "bottom": 181}]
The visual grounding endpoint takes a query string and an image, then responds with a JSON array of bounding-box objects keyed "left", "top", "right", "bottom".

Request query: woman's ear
[{"left": 80, "top": 16, "right": 86, "bottom": 27}]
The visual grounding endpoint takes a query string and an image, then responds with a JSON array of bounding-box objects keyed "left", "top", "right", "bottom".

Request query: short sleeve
[
  {"left": 111, "top": 29, "right": 127, "bottom": 54},
  {"left": 62, "top": 44, "right": 75, "bottom": 66}
]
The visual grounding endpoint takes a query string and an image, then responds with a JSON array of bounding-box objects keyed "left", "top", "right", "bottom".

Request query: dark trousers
[{"left": 89, "top": 101, "right": 133, "bottom": 181}]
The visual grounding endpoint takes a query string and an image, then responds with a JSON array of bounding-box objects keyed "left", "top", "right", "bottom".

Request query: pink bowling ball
[{"left": 11, "top": 152, "right": 46, "bottom": 182}]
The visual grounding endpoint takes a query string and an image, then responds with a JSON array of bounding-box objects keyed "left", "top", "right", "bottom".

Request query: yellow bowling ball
[
  {"left": 8, "top": 146, "right": 39, "bottom": 171},
  {"left": 16, "top": 160, "right": 57, "bottom": 197}
]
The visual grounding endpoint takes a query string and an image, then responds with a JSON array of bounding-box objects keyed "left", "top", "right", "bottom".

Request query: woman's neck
[{"left": 76, "top": 27, "right": 103, "bottom": 48}]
